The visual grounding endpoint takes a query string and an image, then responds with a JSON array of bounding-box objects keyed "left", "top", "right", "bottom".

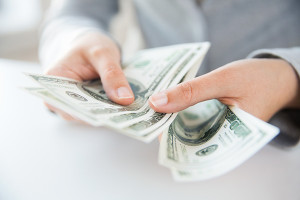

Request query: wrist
[{"left": 275, "top": 59, "right": 300, "bottom": 109}]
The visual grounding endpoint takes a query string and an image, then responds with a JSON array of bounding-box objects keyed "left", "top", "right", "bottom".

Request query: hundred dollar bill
[
  {"left": 171, "top": 127, "right": 276, "bottom": 181},
  {"left": 159, "top": 99, "right": 279, "bottom": 181},
  {"left": 24, "top": 87, "right": 102, "bottom": 125},
  {"left": 118, "top": 51, "right": 209, "bottom": 141},
  {"left": 106, "top": 44, "right": 209, "bottom": 128},
  {"left": 24, "top": 43, "right": 209, "bottom": 127},
  {"left": 24, "top": 43, "right": 210, "bottom": 141},
  {"left": 25, "top": 85, "right": 177, "bottom": 142},
  {"left": 23, "top": 64, "right": 199, "bottom": 142},
  {"left": 26, "top": 43, "right": 210, "bottom": 119},
  {"left": 24, "top": 87, "right": 175, "bottom": 142}
]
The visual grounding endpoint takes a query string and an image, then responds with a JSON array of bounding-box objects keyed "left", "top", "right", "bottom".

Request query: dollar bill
[
  {"left": 24, "top": 86, "right": 176, "bottom": 142},
  {"left": 24, "top": 87, "right": 103, "bottom": 125},
  {"left": 24, "top": 43, "right": 210, "bottom": 141},
  {"left": 24, "top": 43, "right": 209, "bottom": 127},
  {"left": 26, "top": 43, "right": 210, "bottom": 118},
  {"left": 171, "top": 126, "right": 275, "bottom": 181},
  {"left": 159, "top": 99, "right": 279, "bottom": 181},
  {"left": 23, "top": 42, "right": 280, "bottom": 180}
]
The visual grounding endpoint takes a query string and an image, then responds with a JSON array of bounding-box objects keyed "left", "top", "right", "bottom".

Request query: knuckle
[
  {"left": 102, "top": 65, "right": 124, "bottom": 80},
  {"left": 178, "top": 81, "right": 195, "bottom": 104},
  {"left": 89, "top": 46, "right": 109, "bottom": 58},
  {"left": 67, "top": 46, "right": 83, "bottom": 55},
  {"left": 45, "top": 67, "right": 56, "bottom": 75},
  {"left": 45, "top": 64, "right": 66, "bottom": 76}
]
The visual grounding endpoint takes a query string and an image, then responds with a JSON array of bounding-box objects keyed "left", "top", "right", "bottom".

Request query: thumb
[
  {"left": 88, "top": 46, "right": 135, "bottom": 105},
  {"left": 149, "top": 71, "right": 227, "bottom": 113}
]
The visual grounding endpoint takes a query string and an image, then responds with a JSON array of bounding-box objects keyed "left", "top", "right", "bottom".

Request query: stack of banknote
[
  {"left": 24, "top": 42, "right": 279, "bottom": 181},
  {"left": 158, "top": 99, "right": 279, "bottom": 181}
]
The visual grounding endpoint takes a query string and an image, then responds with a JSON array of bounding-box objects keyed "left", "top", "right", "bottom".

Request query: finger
[
  {"left": 45, "top": 52, "right": 99, "bottom": 82},
  {"left": 57, "top": 111, "right": 76, "bottom": 121},
  {"left": 88, "top": 46, "right": 134, "bottom": 105},
  {"left": 149, "top": 70, "right": 229, "bottom": 113}
]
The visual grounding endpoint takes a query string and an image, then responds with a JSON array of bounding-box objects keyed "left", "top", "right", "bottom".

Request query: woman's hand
[
  {"left": 44, "top": 31, "right": 134, "bottom": 120},
  {"left": 149, "top": 58, "right": 300, "bottom": 121}
]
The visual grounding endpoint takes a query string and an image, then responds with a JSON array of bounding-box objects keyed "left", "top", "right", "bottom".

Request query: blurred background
[{"left": 0, "top": 0, "right": 51, "bottom": 62}]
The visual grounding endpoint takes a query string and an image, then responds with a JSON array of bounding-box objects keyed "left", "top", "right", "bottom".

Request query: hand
[
  {"left": 45, "top": 31, "right": 134, "bottom": 120},
  {"left": 149, "top": 58, "right": 300, "bottom": 121}
]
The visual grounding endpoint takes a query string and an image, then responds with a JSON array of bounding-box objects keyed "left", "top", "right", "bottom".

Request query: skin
[
  {"left": 45, "top": 32, "right": 300, "bottom": 123},
  {"left": 149, "top": 59, "right": 300, "bottom": 121},
  {"left": 45, "top": 32, "right": 134, "bottom": 120}
]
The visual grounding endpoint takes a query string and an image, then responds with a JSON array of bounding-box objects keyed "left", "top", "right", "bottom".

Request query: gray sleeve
[
  {"left": 248, "top": 47, "right": 300, "bottom": 77},
  {"left": 248, "top": 47, "right": 300, "bottom": 148},
  {"left": 39, "top": 0, "right": 119, "bottom": 69}
]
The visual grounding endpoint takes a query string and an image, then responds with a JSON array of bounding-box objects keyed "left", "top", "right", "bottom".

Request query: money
[
  {"left": 25, "top": 42, "right": 210, "bottom": 142},
  {"left": 24, "top": 42, "right": 279, "bottom": 181},
  {"left": 158, "top": 99, "right": 279, "bottom": 181}
]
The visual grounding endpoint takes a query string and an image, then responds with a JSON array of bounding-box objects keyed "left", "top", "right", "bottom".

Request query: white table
[{"left": 0, "top": 59, "right": 299, "bottom": 200}]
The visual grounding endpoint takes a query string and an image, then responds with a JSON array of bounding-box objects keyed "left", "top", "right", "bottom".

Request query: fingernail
[
  {"left": 117, "top": 87, "right": 133, "bottom": 99},
  {"left": 150, "top": 92, "right": 168, "bottom": 107}
]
